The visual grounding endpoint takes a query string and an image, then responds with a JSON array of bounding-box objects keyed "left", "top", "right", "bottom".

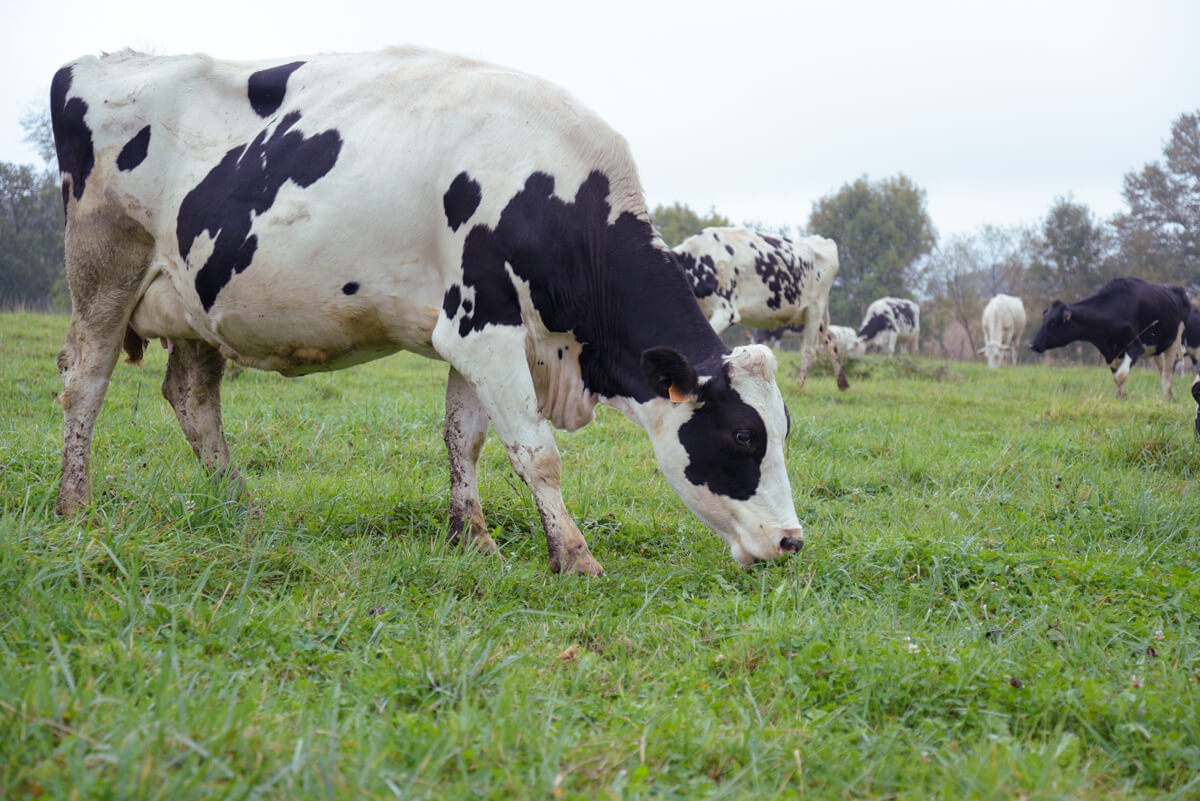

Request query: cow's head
[
  {"left": 1029, "top": 300, "right": 1077, "bottom": 353},
  {"left": 639, "top": 344, "right": 803, "bottom": 566}
]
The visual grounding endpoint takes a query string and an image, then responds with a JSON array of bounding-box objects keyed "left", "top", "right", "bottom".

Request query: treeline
[
  {"left": 654, "top": 110, "right": 1200, "bottom": 363},
  {"left": 3, "top": 109, "right": 1197, "bottom": 355}
]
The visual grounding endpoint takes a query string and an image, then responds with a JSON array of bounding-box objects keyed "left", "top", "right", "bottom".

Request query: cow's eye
[{"left": 734, "top": 429, "right": 753, "bottom": 448}]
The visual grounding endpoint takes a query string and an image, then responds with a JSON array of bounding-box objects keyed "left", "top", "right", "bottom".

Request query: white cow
[
  {"left": 978, "top": 294, "right": 1027, "bottom": 367},
  {"left": 673, "top": 228, "right": 849, "bottom": 390},
  {"left": 852, "top": 297, "right": 920, "bottom": 356},
  {"left": 49, "top": 47, "right": 807, "bottom": 573}
]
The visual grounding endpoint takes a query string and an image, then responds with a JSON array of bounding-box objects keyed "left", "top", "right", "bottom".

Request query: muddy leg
[
  {"left": 443, "top": 367, "right": 499, "bottom": 554},
  {"left": 161, "top": 339, "right": 244, "bottom": 494}
]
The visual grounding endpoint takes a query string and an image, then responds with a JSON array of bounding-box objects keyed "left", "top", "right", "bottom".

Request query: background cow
[
  {"left": 1029, "top": 276, "right": 1189, "bottom": 399},
  {"left": 851, "top": 297, "right": 920, "bottom": 356},
  {"left": 49, "top": 47, "right": 807, "bottom": 573},
  {"left": 672, "top": 228, "right": 849, "bottom": 390},
  {"left": 978, "top": 294, "right": 1027, "bottom": 367}
]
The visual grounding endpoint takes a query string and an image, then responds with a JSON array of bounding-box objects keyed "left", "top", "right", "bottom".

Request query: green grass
[{"left": 2, "top": 310, "right": 1199, "bottom": 799}]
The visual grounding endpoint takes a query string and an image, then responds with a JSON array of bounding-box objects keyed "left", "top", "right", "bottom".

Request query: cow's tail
[{"left": 123, "top": 325, "right": 147, "bottom": 364}]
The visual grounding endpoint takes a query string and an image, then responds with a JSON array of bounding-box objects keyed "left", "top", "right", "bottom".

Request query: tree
[
  {"left": 1110, "top": 109, "right": 1200, "bottom": 288},
  {"left": 650, "top": 202, "right": 731, "bottom": 247},
  {"left": 1028, "top": 195, "right": 1111, "bottom": 303},
  {"left": 0, "top": 163, "right": 65, "bottom": 309},
  {"left": 807, "top": 174, "right": 937, "bottom": 326}
]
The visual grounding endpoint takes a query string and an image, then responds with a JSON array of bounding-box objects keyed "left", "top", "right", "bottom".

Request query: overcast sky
[{"left": 3, "top": 0, "right": 1197, "bottom": 240}]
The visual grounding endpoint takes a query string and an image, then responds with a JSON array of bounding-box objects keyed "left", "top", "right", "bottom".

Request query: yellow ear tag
[
  {"left": 1065, "top": 310, "right": 1071, "bottom": 322},
  {"left": 668, "top": 384, "right": 690, "bottom": 404}
]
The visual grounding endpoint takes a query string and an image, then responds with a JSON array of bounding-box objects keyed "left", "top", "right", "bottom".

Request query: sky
[{"left": 3, "top": 0, "right": 1197, "bottom": 240}]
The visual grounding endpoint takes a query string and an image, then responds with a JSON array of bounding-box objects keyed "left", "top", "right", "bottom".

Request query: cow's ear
[{"left": 642, "top": 347, "right": 698, "bottom": 403}]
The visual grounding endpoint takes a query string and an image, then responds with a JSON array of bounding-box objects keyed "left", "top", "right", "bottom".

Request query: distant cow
[
  {"left": 852, "top": 298, "right": 920, "bottom": 356},
  {"left": 752, "top": 324, "right": 858, "bottom": 363},
  {"left": 979, "top": 294, "right": 1027, "bottom": 367},
  {"left": 49, "top": 47, "right": 808, "bottom": 573},
  {"left": 1029, "top": 277, "right": 1189, "bottom": 399},
  {"left": 673, "top": 229, "right": 849, "bottom": 390}
]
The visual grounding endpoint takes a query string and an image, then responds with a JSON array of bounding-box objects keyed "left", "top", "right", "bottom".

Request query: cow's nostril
[{"left": 780, "top": 536, "right": 803, "bottom": 553}]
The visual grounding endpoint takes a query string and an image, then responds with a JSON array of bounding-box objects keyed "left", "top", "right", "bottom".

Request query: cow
[
  {"left": 1029, "top": 277, "right": 1190, "bottom": 400},
  {"left": 49, "top": 47, "right": 807, "bottom": 574},
  {"left": 978, "top": 294, "right": 1027, "bottom": 367},
  {"left": 851, "top": 298, "right": 920, "bottom": 357},
  {"left": 751, "top": 324, "right": 858, "bottom": 364},
  {"left": 672, "top": 228, "right": 849, "bottom": 390}
]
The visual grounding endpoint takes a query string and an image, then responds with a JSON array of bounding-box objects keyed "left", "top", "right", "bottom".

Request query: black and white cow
[
  {"left": 851, "top": 298, "right": 920, "bottom": 356},
  {"left": 672, "top": 228, "right": 849, "bottom": 390},
  {"left": 49, "top": 48, "right": 806, "bottom": 573},
  {"left": 1029, "top": 277, "right": 1190, "bottom": 400}
]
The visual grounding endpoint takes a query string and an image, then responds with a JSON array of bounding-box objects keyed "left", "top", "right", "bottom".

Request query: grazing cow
[
  {"left": 752, "top": 323, "right": 858, "bottom": 360},
  {"left": 852, "top": 298, "right": 920, "bottom": 356},
  {"left": 1029, "top": 277, "right": 1189, "bottom": 400},
  {"left": 672, "top": 228, "right": 849, "bottom": 390},
  {"left": 50, "top": 47, "right": 807, "bottom": 573},
  {"left": 978, "top": 294, "right": 1027, "bottom": 367}
]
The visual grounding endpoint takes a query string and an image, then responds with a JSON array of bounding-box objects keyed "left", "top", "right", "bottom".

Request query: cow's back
[{"left": 53, "top": 48, "right": 648, "bottom": 373}]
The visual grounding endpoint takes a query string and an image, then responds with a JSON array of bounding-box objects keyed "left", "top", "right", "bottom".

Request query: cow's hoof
[{"left": 551, "top": 549, "right": 604, "bottom": 576}]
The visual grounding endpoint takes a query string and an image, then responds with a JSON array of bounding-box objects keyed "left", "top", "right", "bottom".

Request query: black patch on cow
[
  {"left": 677, "top": 363, "right": 766, "bottom": 500},
  {"left": 752, "top": 239, "right": 805, "bottom": 311},
  {"left": 342, "top": 282, "right": 359, "bottom": 295},
  {"left": 675, "top": 249, "right": 720, "bottom": 300},
  {"left": 443, "top": 172, "right": 482, "bottom": 232},
  {"left": 49, "top": 66, "right": 94, "bottom": 214},
  {"left": 725, "top": 244, "right": 734, "bottom": 255},
  {"left": 177, "top": 112, "right": 342, "bottom": 311},
  {"left": 248, "top": 61, "right": 306, "bottom": 117},
  {"left": 116, "top": 125, "right": 151, "bottom": 172},
  {"left": 858, "top": 313, "right": 894, "bottom": 342},
  {"left": 453, "top": 169, "right": 724, "bottom": 403},
  {"left": 891, "top": 301, "right": 917, "bottom": 329},
  {"left": 442, "top": 284, "right": 462, "bottom": 317},
  {"left": 462, "top": 299, "right": 473, "bottom": 313}
]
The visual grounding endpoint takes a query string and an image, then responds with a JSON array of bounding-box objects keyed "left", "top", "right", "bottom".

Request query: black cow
[{"left": 1029, "top": 277, "right": 1190, "bottom": 399}]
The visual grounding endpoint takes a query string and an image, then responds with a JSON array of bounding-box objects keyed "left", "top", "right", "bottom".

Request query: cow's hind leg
[
  {"left": 443, "top": 367, "right": 499, "bottom": 554},
  {"left": 160, "top": 339, "right": 243, "bottom": 494},
  {"left": 56, "top": 212, "right": 153, "bottom": 514}
]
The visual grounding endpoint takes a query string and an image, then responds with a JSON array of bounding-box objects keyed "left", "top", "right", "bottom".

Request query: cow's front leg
[
  {"left": 160, "top": 339, "right": 244, "bottom": 495},
  {"left": 437, "top": 326, "right": 602, "bottom": 575},
  {"left": 443, "top": 367, "right": 499, "bottom": 554}
]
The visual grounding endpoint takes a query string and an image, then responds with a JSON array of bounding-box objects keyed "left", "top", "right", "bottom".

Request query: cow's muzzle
[{"left": 779, "top": 533, "right": 804, "bottom": 554}]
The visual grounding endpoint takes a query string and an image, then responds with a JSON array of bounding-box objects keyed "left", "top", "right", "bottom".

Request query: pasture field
[{"left": 2, "top": 310, "right": 1199, "bottom": 800}]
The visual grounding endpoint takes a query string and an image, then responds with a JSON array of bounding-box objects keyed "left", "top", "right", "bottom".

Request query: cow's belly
[{"left": 130, "top": 264, "right": 443, "bottom": 375}]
